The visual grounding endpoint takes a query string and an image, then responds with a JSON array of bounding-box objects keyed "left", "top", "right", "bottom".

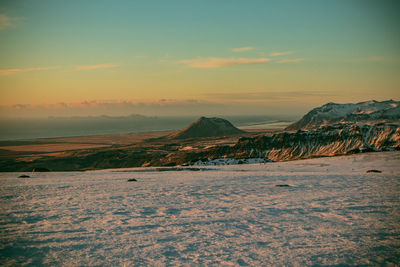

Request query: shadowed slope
[{"left": 167, "top": 117, "right": 245, "bottom": 140}]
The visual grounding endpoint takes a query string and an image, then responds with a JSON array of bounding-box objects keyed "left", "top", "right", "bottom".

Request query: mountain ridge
[
  {"left": 198, "top": 123, "right": 400, "bottom": 162},
  {"left": 286, "top": 99, "right": 400, "bottom": 131},
  {"left": 166, "top": 116, "right": 244, "bottom": 140},
  {"left": 2, "top": 100, "right": 400, "bottom": 171}
]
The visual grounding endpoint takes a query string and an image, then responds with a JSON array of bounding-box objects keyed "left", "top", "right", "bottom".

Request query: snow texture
[
  {"left": 1, "top": 151, "right": 400, "bottom": 266},
  {"left": 193, "top": 158, "right": 271, "bottom": 166}
]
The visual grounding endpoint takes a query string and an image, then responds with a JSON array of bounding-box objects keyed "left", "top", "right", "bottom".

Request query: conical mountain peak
[{"left": 167, "top": 117, "right": 244, "bottom": 139}]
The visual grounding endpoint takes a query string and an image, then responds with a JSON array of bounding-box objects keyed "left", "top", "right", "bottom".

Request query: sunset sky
[{"left": 0, "top": 0, "right": 399, "bottom": 117}]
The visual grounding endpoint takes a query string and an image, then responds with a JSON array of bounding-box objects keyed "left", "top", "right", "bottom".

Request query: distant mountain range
[
  {"left": 286, "top": 100, "right": 400, "bottom": 130},
  {"left": 1, "top": 100, "right": 399, "bottom": 171},
  {"left": 177, "top": 100, "right": 400, "bottom": 164}
]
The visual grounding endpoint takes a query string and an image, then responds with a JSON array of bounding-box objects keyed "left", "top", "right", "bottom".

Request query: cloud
[
  {"left": 0, "top": 66, "right": 60, "bottom": 76},
  {"left": 269, "top": 51, "right": 294, "bottom": 57},
  {"left": 366, "top": 56, "right": 384, "bottom": 62},
  {"left": 6, "top": 99, "right": 203, "bottom": 110},
  {"left": 0, "top": 14, "right": 23, "bottom": 30},
  {"left": 0, "top": 64, "right": 121, "bottom": 75},
  {"left": 13, "top": 104, "right": 28, "bottom": 109},
  {"left": 0, "top": 99, "right": 224, "bottom": 117},
  {"left": 160, "top": 53, "right": 171, "bottom": 63},
  {"left": 178, "top": 57, "right": 270, "bottom": 68},
  {"left": 75, "top": 64, "right": 119, "bottom": 71},
  {"left": 346, "top": 56, "right": 385, "bottom": 63},
  {"left": 201, "top": 91, "right": 334, "bottom": 103},
  {"left": 232, "top": 47, "right": 256, "bottom": 52},
  {"left": 277, "top": 58, "right": 304, "bottom": 63},
  {"left": 0, "top": 94, "right": 342, "bottom": 118}
]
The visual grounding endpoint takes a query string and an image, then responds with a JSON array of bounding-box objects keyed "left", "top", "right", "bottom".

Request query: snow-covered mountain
[
  {"left": 286, "top": 100, "right": 400, "bottom": 130},
  {"left": 166, "top": 117, "right": 244, "bottom": 139}
]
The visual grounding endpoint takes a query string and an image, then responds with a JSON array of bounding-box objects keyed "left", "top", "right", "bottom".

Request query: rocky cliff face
[
  {"left": 184, "top": 123, "right": 400, "bottom": 163},
  {"left": 286, "top": 100, "right": 400, "bottom": 131}
]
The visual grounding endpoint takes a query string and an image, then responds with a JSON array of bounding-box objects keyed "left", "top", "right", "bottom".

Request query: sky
[{"left": 0, "top": 0, "right": 399, "bottom": 117}]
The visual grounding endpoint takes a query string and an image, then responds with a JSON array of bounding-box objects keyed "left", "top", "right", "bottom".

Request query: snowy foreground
[{"left": 1, "top": 152, "right": 400, "bottom": 266}]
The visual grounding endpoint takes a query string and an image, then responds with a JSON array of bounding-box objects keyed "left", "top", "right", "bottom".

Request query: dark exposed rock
[
  {"left": 144, "top": 123, "right": 399, "bottom": 165},
  {"left": 366, "top": 169, "right": 382, "bottom": 173},
  {"left": 163, "top": 162, "right": 177, "bottom": 167},
  {"left": 275, "top": 184, "right": 290, "bottom": 187},
  {"left": 127, "top": 178, "right": 137, "bottom": 182},
  {"left": 222, "top": 123, "right": 399, "bottom": 162},
  {"left": 18, "top": 174, "right": 30, "bottom": 178}
]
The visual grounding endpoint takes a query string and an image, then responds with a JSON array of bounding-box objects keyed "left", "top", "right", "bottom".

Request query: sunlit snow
[{"left": 1, "top": 152, "right": 399, "bottom": 266}]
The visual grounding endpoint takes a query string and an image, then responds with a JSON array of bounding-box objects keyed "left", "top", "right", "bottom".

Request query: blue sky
[{"left": 0, "top": 0, "right": 399, "bottom": 117}]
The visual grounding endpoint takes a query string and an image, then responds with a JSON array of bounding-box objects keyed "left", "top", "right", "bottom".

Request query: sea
[{"left": 0, "top": 115, "right": 296, "bottom": 141}]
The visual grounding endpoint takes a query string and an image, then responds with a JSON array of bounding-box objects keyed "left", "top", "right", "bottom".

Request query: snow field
[{"left": 1, "top": 151, "right": 399, "bottom": 266}]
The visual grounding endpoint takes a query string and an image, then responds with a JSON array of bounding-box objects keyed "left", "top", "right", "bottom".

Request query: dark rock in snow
[
  {"left": 18, "top": 174, "right": 30, "bottom": 178},
  {"left": 366, "top": 169, "right": 382, "bottom": 173}
]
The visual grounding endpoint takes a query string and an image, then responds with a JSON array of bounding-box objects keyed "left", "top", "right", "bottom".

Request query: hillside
[
  {"left": 197, "top": 123, "right": 400, "bottom": 163},
  {"left": 286, "top": 100, "right": 400, "bottom": 130},
  {"left": 2, "top": 102, "right": 400, "bottom": 171},
  {"left": 166, "top": 117, "right": 244, "bottom": 139}
]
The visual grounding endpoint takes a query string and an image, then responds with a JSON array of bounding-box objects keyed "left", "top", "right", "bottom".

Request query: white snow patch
[{"left": 192, "top": 157, "right": 270, "bottom": 166}]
